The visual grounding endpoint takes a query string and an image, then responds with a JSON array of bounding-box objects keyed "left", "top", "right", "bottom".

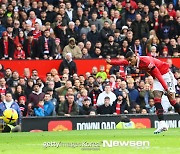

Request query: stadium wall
[
  {"left": 0, "top": 58, "right": 179, "bottom": 77},
  {"left": 21, "top": 114, "right": 180, "bottom": 132}
]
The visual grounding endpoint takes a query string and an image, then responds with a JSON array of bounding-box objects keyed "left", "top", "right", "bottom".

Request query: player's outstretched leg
[{"left": 153, "top": 97, "right": 168, "bottom": 134}]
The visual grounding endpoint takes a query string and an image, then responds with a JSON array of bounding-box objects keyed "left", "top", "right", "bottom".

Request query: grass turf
[{"left": 0, "top": 128, "right": 179, "bottom": 154}]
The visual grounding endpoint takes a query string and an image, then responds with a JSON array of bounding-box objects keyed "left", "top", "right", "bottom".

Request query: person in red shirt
[
  {"left": 14, "top": 43, "right": 25, "bottom": 59},
  {"left": 106, "top": 50, "right": 180, "bottom": 134}
]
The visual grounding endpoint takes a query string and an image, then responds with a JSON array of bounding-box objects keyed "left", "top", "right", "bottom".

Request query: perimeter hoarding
[{"left": 22, "top": 114, "right": 180, "bottom": 132}]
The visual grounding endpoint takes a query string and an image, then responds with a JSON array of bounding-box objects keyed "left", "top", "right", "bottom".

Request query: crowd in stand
[
  {"left": 0, "top": 0, "right": 180, "bottom": 118},
  {"left": 0, "top": 0, "right": 179, "bottom": 59}
]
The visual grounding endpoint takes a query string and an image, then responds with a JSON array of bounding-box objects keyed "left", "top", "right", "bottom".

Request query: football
[{"left": 2, "top": 108, "right": 18, "bottom": 124}]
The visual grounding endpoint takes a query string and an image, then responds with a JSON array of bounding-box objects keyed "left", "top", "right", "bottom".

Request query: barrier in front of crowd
[
  {"left": 0, "top": 58, "right": 179, "bottom": 77},
  {"left": 21, "top": 114, "right": 180, "bottom": 132}
]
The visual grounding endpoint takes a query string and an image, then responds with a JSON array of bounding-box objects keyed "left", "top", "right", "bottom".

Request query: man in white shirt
[{"left": 97, "top": 84, "right": 117, "bottom": 106}]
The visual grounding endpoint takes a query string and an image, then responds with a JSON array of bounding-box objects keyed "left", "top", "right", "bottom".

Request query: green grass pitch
[{"left": 0, "top": 128, "right": 179, "bottom": 154}]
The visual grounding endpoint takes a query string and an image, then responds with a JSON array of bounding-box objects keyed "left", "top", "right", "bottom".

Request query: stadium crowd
[{"left": 0, "top": 0, "right": 180, "bottom": 118}]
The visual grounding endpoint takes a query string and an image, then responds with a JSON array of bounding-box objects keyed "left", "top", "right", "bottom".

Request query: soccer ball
[{"left": 2, "top": 108, "right": 18, "bottom": 124}]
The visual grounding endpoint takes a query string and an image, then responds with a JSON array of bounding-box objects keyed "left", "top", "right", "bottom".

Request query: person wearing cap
[
  {"left": 38, "top": 29, "right": 56, "bottom": 60},
  {"left": 112, "top": 93, "right": 129, "bottom": 114},
  {"left": 79, "top": 97, "right": 96, "bottom": 115},
  {"left": 14, "top": 43, "right": 26, "bottom": 59},
  {"left": 62, "top": 37, "right": 82, "bottom": 58},
  {"left": 18, "top": 96, "right": 28, "bottom": 116},
  {"left": 23, "top": 31, "right": 39, "bottom": 59},
  {"left": 0, "top": 31, "right": 14, "bottom": 60}
]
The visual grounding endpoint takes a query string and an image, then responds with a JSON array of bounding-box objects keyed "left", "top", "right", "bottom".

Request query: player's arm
[{"left": 106, "top": 58, "right": 129, "bottom": 66}]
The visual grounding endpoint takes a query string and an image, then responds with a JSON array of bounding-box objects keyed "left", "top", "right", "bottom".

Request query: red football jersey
[{"left": 109, "top": 56, "right": 169, "bottom": 90}]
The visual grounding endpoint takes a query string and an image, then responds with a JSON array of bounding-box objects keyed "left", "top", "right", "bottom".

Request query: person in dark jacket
[
  {"left": 0, "top": 31, "right": 14, "bottom": 59},
  {"left": 58, "top": 52, "right": 77, "bottom": 76},
  {"left": 79, "top": 97, "right": 95, "bottom": 115},
  {"left": 112, "top": 93, "right": 130, "bottom": 114},
  {"left": 87, "top": 24, "right": 100, "bottom": 47},
  {"left": 102, "top": 34, "right": 121, "bottom": 58},
  {"left": 99, "top": 21, "right": 113, "bottom": 45},
  {"left": 23, "top": 31, "right": 39, "bottom": 59},
  {"left": 58, "top": 94, "right": 79, "bottom": 116},
  {"left": 38, "top": 29, "right": 55, "bottom": 59},
  {"left": 131, "top": 13, "right": 149, "bottom": 39},
  {"left": 97, "top": 96, "right": 115, "bottom": 115}
]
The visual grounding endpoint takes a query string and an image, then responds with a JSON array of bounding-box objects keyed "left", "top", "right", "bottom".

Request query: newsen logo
[{"left": 103, "top": 140, "right": 150, "bottom": 148}]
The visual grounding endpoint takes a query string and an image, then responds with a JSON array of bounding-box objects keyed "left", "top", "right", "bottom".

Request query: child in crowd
[
  {"left": 14, "top": 43, "right": 25, "bottom": 59},
  {"left": 96, "top": 65, "right": 107, "bottom": 82},
  {"left": 18, "top": 96, "right": 28, "bottom": 117}
]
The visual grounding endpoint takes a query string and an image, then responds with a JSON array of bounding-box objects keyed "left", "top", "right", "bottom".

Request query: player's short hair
[{"left": 125, "top": 50, "right": 135, "bottom": 59}]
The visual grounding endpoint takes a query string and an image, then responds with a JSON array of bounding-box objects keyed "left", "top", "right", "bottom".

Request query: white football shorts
[{"left": 153, "top": 71, "right": 177, "bottom": 93}]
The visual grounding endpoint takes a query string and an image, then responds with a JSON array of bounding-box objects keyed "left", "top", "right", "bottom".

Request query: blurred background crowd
[{"left": 0, "top": 0, "right": 179, "bottom": 59}]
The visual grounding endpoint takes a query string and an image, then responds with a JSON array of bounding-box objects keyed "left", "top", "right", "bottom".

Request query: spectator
[
  {"left": 7, "top": 71, "right": 19, "bottom": 87},
  {"left": 26, "top": 11, "right": 42, "bottom": 30},
  {"left": 112, "top": 93, "right": 129, "bottom": 114},
  {"left": 58, "top": 94, "right": 79, "bottom": 116},
  {"left": 73, "top": 7, "right": 87, "bottom": 26},
  {"left": 14, "top": 85, "right": 26, "bottom": 102},
  {"left": 81, "top": 47, "right": 91, "bottom": 59},
  {"left": 87, "top": 24, "right": 100, "bottom": 47},
  {"left": 25, "top": 78, "right": 34, "bottom": 99},
  {"left": 58, "top": 52, "right": 77, "bottom": 76},
  {"left": 0, "top": 78, "right": 12, "bottom": 99},
  {"left": 18, "top": 96, "right": 28, "bottom": 117},
  {"left": 14, "top": 43, "right": 26, "bottom": 60},
  {"left": 4, "top": 68, "right": 12, "bottom": 82},
  {"left": 89, "top": 12, "right": 102, "bottom": 32},
  {"left": 139, "top": 83, "right": 154, "bottom": 109},
  {"left": 43, "top": 93, "right": 55, "bottom": 116},
  {"left": 23, "top": 31, "right": 39, "bottom": 59},
  {"left": 28, "top": 84, "right": 45, "bottom": 107},
  {"left": 0, "top": 31, "right": 14, "bottom": 60},
  {"left": 0, "top": 64, "right": 5, "bottom": 78},
  {"left": 80, "top": 20, "right": 90, "bottom": 36},
  {"left": 96, "top": 65, "right": 107, "bottom": 82},
  {"left": 127, "top": 78, "right": 139, "bottom": 108},
  {"left": 102, "top": 34, "right": 121, "bottom": 58},
  {"left": 76, "top": 88, "right": 90, "bottom": 107},
  {"left": 79, "top": 97, "right": 95, "bottom": 115},
  {"left": 88, "top": 82, "right": 102, "bottom": 108},
  {"left": 99, "top": 21, "right": 113, "bottom": 45},
  {"left": 146, "top": 98, "right": 156, "bottom": 113},
  {"left": 34, "top": 100, "right": 44, "bottom": 116},
  {"left": 97, "top": 84, "right": 116, "bottom": 106},
  {"left": 99, "top": 11, "right": 112, "bottom": 27},
  {"left": 97, "top": 96, "right": 115, "bottom": 115},
  {"left": 62, "top": 37, "right": 82, "bottom": 58},
  {"left": 55, "top": 80, "right": 73, "bottom": 96},
  {"left": 0, "top": 92, "right": 21, "bottom": 124},
  {"left": 131, "top": 13, "right": 149, "bottom": 39},
  {"left": 38, "top": 29, "right": 55, "bottom": 59}
]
